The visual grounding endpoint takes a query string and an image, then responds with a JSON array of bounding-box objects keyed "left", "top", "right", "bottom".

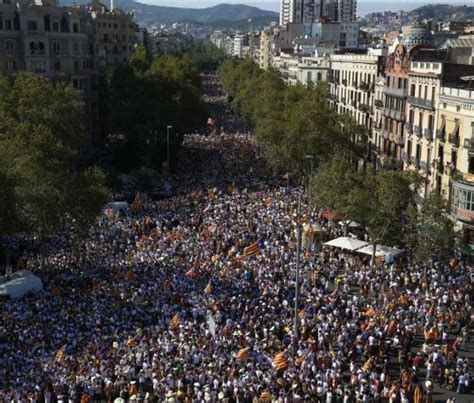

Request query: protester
[{"left": 0, "top": 74, "right": 471, "bottom": 402}]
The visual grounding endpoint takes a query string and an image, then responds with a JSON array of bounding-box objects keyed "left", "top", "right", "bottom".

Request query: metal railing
[
  {"left": 384, "top": 86, "right": 408, "bottom": 98},
  {"left": 423, "top": 128, "right": 433, "bottom": 140},
  {"left": 407, "top": 96, "right": 435, "bottom": 111}
]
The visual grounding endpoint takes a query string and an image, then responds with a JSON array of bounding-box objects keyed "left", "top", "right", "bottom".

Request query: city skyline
[{"left": 138, "top": 0, "right": 473, "bottom": 14}]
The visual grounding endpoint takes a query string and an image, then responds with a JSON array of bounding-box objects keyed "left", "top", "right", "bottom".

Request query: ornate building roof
[{"left": 402, "top": 23, "right": 434, "bottom": 52}]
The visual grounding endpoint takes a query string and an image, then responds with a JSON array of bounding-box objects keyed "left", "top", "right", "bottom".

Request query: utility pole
[
  {"left": 306, "top": 154, "right": 314, "bottom": 213},
  {"left": 294, "top": 191, "right": 302, "bottom": 338},
  {"left": 166, "top": 125, "right": 173, "bottom": 174}
]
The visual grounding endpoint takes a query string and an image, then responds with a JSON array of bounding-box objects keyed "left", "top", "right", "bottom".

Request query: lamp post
[
  {"left": 305, "top": 155, "right": 314, "bottom": 212},
  {"left": 166, "top": 125, "right": 173, "bottom": 174},
  {"left": 294, "top": 191, "right": 302, "bottom": 339}
]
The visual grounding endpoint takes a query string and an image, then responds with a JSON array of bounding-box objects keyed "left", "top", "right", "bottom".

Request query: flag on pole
[
  {"left": 132, "top": 192, "right": 142, "bottom": 213},
  {"left": 273, "top": 352, "right": 288, "bottom": 371},
  {"left": 55, "top": 345, "right": 66, "bottom": 361},
  {"left": 236, "top": 347, "right": 250, "bottom": 361},
  {"left": 170, "top": 314, "right": 181, "bottom": 329}
]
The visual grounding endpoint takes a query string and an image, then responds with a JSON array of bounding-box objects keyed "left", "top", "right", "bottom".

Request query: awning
[
  {"left": 322, "top": 210, "right": 344, "bottom": 221},
  {"left": 356, "top": 244, "right": 402, "bottom": 257},
  {"left": 338, "top": 220, "right": 360, "bottom": 228},
  {"left": 324, "top": 237, "right": 368, "bottom": 251}
]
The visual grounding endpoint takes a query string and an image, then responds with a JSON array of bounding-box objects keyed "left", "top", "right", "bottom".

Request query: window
[
  {"left": 73, "top": 42, "right": 79, "bottom": 54},
  {"left": 113, "top": 23, "right": 117, "bottom": 29},
  {"left": 5, "top": 60, "right": 16, "bottom": 71},
  {"left": 31, "top": 61, "right": 46, "bottom": 73},
  {"left": 122, "top": 45, "right": 126, "bottom": 51},
  {"left": 5, "top": 40, "right": 14, "bottom": 52},
  {"left": 29, "top": 41, "right": 45, "bottom": 55},
  {"left": 52, "top": 41, "right": 61, "bottom": 53},
  {"left": 451, "top": 150, "right": 457, "bottom": 169},
  {"left": 53, "top": 60, "right": 61, "bottom": 71},
  {"left": 431, "top": 87, "right": 435, "bottom": 102},
  {"left": 409, "top": 109, "right": 414, "bottom": 124},
  {"left": 428, "top": 115, "right": 434, "bottom": 130},
  {"left": 424, "top": 86, "right": 428, "bottom": 99},
  {"left": 416, "top": 144, "right": 421, "bottom": 160},
  {"left": 418, "top": 112, "right": 423, "bottom": 128},
  {"left": 74, "top": 60, "right": 79, "bottom": 70},
  {"left": 410, "top": 84, "right": 415, "bottom": 96},
  {"left": 5, "top": 20, "right": 12, "bottom": 30},
  {"left": 27, "top": 21, "right": 38, "bottom": 31},
  {"left": 52, "top": 21, "right": 59, "bottom": 32},
  {"left": 73, "top": 23, "right": 78, "bottom": 33},
  {"left": 0, "top": 19, "right": 3, "bottom": 30}
]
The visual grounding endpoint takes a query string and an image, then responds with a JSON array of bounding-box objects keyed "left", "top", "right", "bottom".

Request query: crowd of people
[{"left": 0, "top": 74, "right": 471, "bottom": 403}]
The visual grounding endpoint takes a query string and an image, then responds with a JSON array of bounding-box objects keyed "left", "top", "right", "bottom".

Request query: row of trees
[
  {"left": 0, "top": 75, "right": 109, "bottom": 263},
  {"left": 218, "top": 59, "right": 368, "bottom": 174},
  {"left": 108, "top": 45, "right": 208, "bottom": 173},
  {"left": 218, "top": 59, "right": 456, "bottom": 263}
]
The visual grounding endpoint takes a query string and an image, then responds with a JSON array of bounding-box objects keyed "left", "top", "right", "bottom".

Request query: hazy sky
[{"left": 139, "top": 0, "right": 473, "bottom": 14}]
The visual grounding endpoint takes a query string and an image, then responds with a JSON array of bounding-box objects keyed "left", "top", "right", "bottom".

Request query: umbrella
[
  {"left": 357, "top": 244, "right": 402, "bottom": 257},
  {"left": 323, "top": 237, "right": 368, "bottom": 251},
  {"left": 338, "top": 220, "right": 360, "bottom": 228}
]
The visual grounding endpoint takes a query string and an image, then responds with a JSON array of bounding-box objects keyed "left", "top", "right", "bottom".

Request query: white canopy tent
[
  {"left": 0, "top": 270, "right": 43, "bottom": 299},
  {"left": 324, "top": 237, "right": 368, "bottom": 251},
  {"left": 357, "top": 244, "right": 402, "bottom": 257}
]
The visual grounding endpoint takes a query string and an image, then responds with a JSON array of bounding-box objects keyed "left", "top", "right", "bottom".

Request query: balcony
[
  {"left": 436, "top": 129, "right": 446, "bottom": 142},
  {"left": 464, "top": 138, "right": 474, "bottom": 150},
  {"left": 395, "top": 135, "right": 404, "bottom": 145},
  {"left": 380, "top": 157, "right": 404, "bottom": 171},
  {"left": 351, "top": 99, "right": 357, "bottom": 107},
  {"left": 407, "top": 96, "right": 435, "bottom": 111},
  {"left": 406, "top": 122, "right": 413, "bottom": 134},
  {"left": 341, "top": 97, "right": 346, "bottom": 104},
  {"left": 394, "top": 111, "right": 406, "bottom": 121},
  {"left": 383, "top": 86, "right": 408, "bottom": 98},
  {"left": 402, "top": 152, "right": 410, "bottom": 162},
  {"left": 342, "top": 79, "right": 347, "bottom": 86},
  {"left": 358, "top": 103, "right": 369, "bottom": 112},
  {"left": 414, "top": 125, "right": 421, "bottom": 136},
  {"left": 359, "top": 82, "right": 370, "bottom": 91},
  {"left": 448, "top": 133, "right": 460, "bottom": 147},
  {"left": 420, "top": 161, "right": 431, "bottom": 174},
  {"left": 374, "top": 99, "right": 383, "bottom": 108},
  {"left": 328, "top": 93, "right": 337, "bottom": 101},
  {"left": 423, "top": 128, "right": 433, "bottom": 140},
  {"left": 382, "top": 129, "right": 390, "bottom": 139},
  {"left": 352, "top": 81, "right": 358, "bottom": 88},
  {"left": 411, "top": 156, "right": 420, "bottom": 168},
  {"left": 451, "top": 179, "right": 474, "bottom": 223}
]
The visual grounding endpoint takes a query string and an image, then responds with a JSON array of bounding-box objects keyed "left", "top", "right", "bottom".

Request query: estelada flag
[
  {"left": 236, "top": 347, "right": 250, "bottom": 361},
  {"left": 243, "top": 239, "right": 264, "bottom": 258},
  {"left": 273, "top": 352, "right": 288, "bottom": 371},
  {"left": 132, "top": 192, "right": 142, "bottom": 213},
  {"left": 170, "top": 314, "right": 181, "bottom": 329},
  {"left": 55, "top": 345, "right": 66, "bottom": 361},
  {"left": 185, "top": 267, "right": 196, "bottom": 278},
  {"left": 204, "top": 282, "right": 213, "bottom": 294}
]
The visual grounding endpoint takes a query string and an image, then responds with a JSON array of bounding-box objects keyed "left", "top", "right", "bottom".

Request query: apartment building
[
  {"left": 433, "top": 84, "right": 474, "bottom": 243},
  {"left": 328, "top": 53, "right": 385, "bottom": 130}
]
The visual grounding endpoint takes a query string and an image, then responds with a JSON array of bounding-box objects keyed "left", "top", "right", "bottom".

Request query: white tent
[
  {"left": 0, "top": 270, "right": 43, "bottom": 299},
  {"left": 323, "top": 237, "right": 368, "bottom": 251},
  {"left": 357, "top": 244, "right": 402, "bottom": 257}
]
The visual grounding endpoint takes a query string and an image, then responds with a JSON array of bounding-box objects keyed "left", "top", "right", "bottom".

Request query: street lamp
[
  {"left": 305, "top": 155, "right": 314, "bottom": 212},
  {"left": 294, "top": 191, "right": 302, "bottom": 339},
  {"left": 166, "top": 125, "right": 173, "bottom": 174}
]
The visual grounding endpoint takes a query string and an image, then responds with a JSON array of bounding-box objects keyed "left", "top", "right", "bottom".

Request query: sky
[{"left": 139, "top": 0, "right": 474, "bottom": 15}]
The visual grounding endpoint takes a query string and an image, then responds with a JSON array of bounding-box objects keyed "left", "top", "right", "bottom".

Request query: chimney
[{"left": 111, "top": 0, "right": 115, "bottom": 11}]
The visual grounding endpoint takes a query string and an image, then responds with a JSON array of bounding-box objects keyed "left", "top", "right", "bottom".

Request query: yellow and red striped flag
[
  {"left": 273, "top": 351, "right": 288, "bottom": 371},
  {"left": 204, "top": 282, "right": 213, "bottom": 294},
  {"left": 55, "top": 345, "right": 66, "bottom": 361},
  {"left": 185, "top": 267, "right": 196, "bottom": 278},
  {"left": 170, "top": 314, "right": 181, "bottom": 329},
  {"left": 242, "top": 239, "right": 263, "bottom": 258},
  {"left": 236, "top": 347, "right": 250, "bottom": 361}
]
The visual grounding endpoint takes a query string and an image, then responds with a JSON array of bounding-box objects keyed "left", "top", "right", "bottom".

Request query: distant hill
[
  {"left": 409, "top": 4, "right": 474, "bottom": 22},
  {"left": 60, "top": 0, "right": 278, "bottom": 27}
]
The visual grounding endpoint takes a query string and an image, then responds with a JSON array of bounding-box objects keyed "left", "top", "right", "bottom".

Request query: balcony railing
[
  {"left": 411, "top": 156, "right": 420, "bottom": 168},
  {"left": 394, "top": 111, "right": 406, "bottom": 121},
  {"left": 383, "top": 86, "right": 408, "bottom": 98},
  {"left": 382, "top": 129, "right": 390, "bottom": 139},
  {"left": 342, "top": 79, "right": 347, "bottom": 86},
  {"left": 407, "top": 96, "right": 435, "bottom": 111},
  {"left": 359, "top": 82, "right": 370, "bottom": 91},
  {"left": 406, "top": 122, "right": 413, "bottom": 134},
  {"left": 451, "top": 179, "right": 474, "bottom": 223},
  {"left": 341, "top": 97, "right": 346, "bottom": 104},
  {"left": 423, "top": 128, "right": 433, "bottom": 140},
  {"left": 352, "top": 81, "right": 358, "bottom": 88},
  {"left": 402, "top": 152, "right": 410, "bottom": 162},
  {"left": 359, "top": 103, "right": 369, "bottom": 112},
  {"left": 414, "top": 125, "right": 421, "bottom": 136},
  {"left": 395, "top": 135, "right": 404, "bottom": 145},
  {"left": 448, "top": 133, "right": 460, "bottom": 147},
  {"left": 464, "top": 138, "right": 474, "bottom": 150},
  {"left": 436, "top": 129, "right": 446, "bottom": 142},
  {"left": 420, "top": 161, "right": 431, "bottom": 174},
  {"left": 374, "top": 99, "right": 383, "bottom": 108}
]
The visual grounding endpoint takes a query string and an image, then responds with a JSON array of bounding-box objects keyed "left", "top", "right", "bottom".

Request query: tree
[
  {"left": 0, "top": 75, "right": 109, "bottom": 260},
  {"left": 407, "top": 191, "right": 456, "bottom": 263}
]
